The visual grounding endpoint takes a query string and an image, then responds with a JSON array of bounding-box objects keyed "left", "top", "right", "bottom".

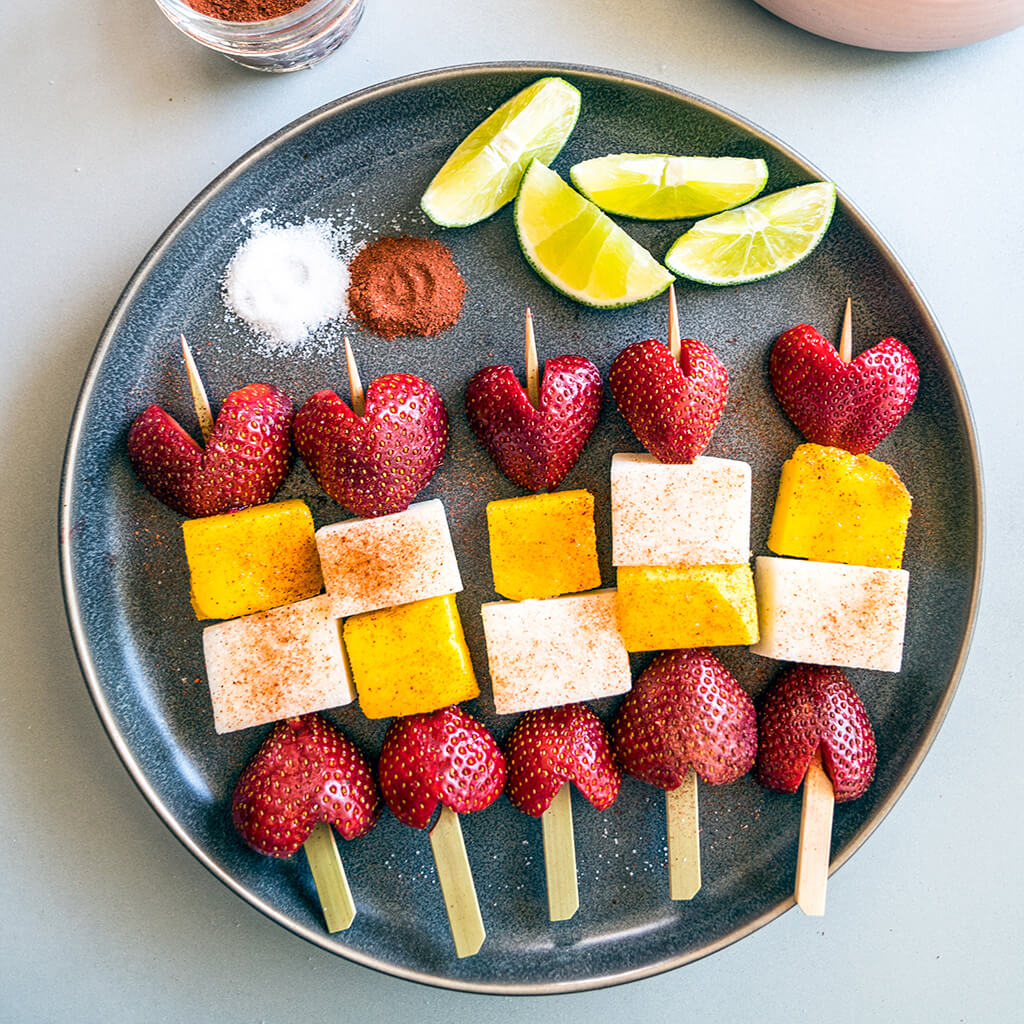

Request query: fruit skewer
[
  {"left": 762, "top": 300, "right": 906, "bottom": 912},
  {"left": 607, "top": 287, "right": 763, "bottom": 896},
  {"left": 659, "top": 292, "right": 728, "bottom": 897},
  {"left": 180, "top": 339, "right": 362, "bottom": 932},
  {"left": 523, "top": 318, "right": 599, "bottom": 921},
  {"left": 789, "top": 302, "right": 850, "bottom": 916},
  {"left": 521, "top": 314, "right": 578, "bottom": 918}
]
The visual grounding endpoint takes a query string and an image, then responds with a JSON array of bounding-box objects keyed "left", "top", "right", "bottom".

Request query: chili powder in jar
[
  {"left": 348, "top": 236, "right": 466, "bottom": 341},
  {"left": 185, "top": 0, "right": 309, "bottom": 20}
]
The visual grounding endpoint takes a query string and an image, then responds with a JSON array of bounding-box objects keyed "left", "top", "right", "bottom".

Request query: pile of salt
[{"left": 224, "top": 219, "right": 350, "bottom": 350}]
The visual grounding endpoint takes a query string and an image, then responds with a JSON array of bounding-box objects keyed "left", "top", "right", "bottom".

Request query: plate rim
[{"left": 58, "top": 59, "right": 985, "bottom": 995}]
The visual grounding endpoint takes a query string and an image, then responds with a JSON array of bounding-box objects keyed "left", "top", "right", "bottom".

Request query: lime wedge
[
  {"left": 664, "top": 182, "right": 836, "bottom": 285},
  {"left": 421, "top": 77, "right": 581, "bottom": 228},
  {"left": 569, "top": 153, "right": 768, "bottom": 219},
  {"left": 514, "top": 160, "right": 674, "bottom": 308}
]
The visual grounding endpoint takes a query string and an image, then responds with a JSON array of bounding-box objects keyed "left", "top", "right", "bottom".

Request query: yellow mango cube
[
  {"left": 343, "top": 594, "right": 479, "bottom": 719},
  {"left": 183, "top": 499, "right": 323, "bottom": 620},
  {"left": 486, "top": 489, "right": 601, "bottom": 601},
  {"left": 767, "top": 443, "right": 912, "bottom": 569},
  {"left": 616, "top": 564, "right": 759, "bottom": 652}
]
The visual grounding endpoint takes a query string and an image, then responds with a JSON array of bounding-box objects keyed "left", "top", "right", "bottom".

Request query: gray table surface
[{"left": 3, "top": 1, "right": 1022, "bottom": 1020}]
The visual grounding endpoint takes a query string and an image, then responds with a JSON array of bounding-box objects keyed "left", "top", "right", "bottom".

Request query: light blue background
[{"left": 3, "top": 1, "right": 1022, "bottom": 1020}]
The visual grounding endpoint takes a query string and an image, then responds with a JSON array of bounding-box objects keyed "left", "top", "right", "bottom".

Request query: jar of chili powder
[{"left": 154, "top": 0, "right": 364, "bottom": 72}]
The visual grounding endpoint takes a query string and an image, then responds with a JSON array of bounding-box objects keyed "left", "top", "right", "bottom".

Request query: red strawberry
[
  {"left": 504, "top": 704, "right": 621, "bottom": 817},
  {"left": 293, "top": 373, "right": 448, "bottom": 517},
  {"left": 755, "top": 664, "right": 876, "bottom": 802},
  {"left": 612, "top": 649, "right": 756, "bottom": 789},
  {"left": 127, "top": 382, "right": 293, "bottom": 518},
  {"left": 770, "top": 323, "right": 919, "bottom": 454},
  {"left": 609, "top": 338, "right": 728, "bottom": 463},
  {"left": 232, "top": 714, "right": 380, "bottom": 858},
  {"left": 378, "top": 705, "right": 505, "bottom": 829},
  {"left": 464, "top": 356, "right": 602, "bottom": 491}
]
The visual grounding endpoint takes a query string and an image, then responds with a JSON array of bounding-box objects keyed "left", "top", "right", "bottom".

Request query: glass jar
[{"left": 153, "top": 0, "right": 365, "bottom": 72}]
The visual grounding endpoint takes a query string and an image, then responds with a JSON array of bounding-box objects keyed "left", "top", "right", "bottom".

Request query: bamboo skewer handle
[
  {"left": 303, "top": 821, "right": 357, "bottom": 933},
  {"left": 666, "top": 766, "right": 701, "bottom": 900},
  {"left": 795, "top": 749, "right": 835, "bottom": 916},
  {"left": 180, "top": 334, "right": 215, "bottom": 443},
  {"left": 541, "top": 783, "right": 579, "bottom": 921},
  {"left": 429, "top": 805, "right": 486, "bottom": 958}
]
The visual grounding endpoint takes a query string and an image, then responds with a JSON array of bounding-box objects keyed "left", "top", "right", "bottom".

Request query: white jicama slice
[{"left": 750, "top": 556, "right": 908, "bottom": 672}]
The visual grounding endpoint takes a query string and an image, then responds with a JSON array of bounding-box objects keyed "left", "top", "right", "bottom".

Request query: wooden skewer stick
[
  {"left": 429, "top": 805, "right": 486, "bottom": 958},
  {"left": 525, "top": 308, "right": 541, "bottom": 410},
  {"left": 303, "top": 821, "right": 357, "bottom": 932},
  {"left": 541, "top": 783, "right": 579, "bottom": 921},
  {"left": 666, "top": 766, "right": 701, "bottom": 900},
  {"left": 345, "top": 337, "right": 366, "bottom": 416},
  {"left": 667, "top": 283, "right": 681, "bottom": 364},
  {"left": 180, "top": 334, "right": 215, "bottom": 443},
  {"left": 794, "top": 748, "right": 835, "bottom": 916},
  {"left": 838, "top": 298, "right": 853, "bottom": 365}
]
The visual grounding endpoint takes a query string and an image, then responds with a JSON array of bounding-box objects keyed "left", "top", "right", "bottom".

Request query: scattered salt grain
[{"left": 224, "top": 218, "right": 350, "bottom": 351}]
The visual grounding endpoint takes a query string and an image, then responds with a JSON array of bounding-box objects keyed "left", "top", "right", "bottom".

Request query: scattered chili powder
[
  {"left": 347, "top": 235, "right": 466, "bottom": 341},
  {"left": 185, "top": 0, "right": 309, "bottom": 22}
]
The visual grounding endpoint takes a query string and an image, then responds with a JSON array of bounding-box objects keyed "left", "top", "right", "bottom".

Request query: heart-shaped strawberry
[
  {"left": 232, "top": 714, "right": 380, "bottom": 858},
  {"left": 378, "top": 705, "right": 506, "bottom": 829},
  {"left": 127, "top": 382, "right": 294, "bottom": 518},
  {"left": 465, "top": 356, "right": 602, "bottom": 491},
  {"left": 609, "top": 338, "right": 728, "bottom": 463},
  {"left": 504, "top": 703, "right": 621, "bottom": 817},
  {"left": 293, "top": 373, "right": 448, "bottom": 518},
  {"left": 755, "top": 664, "right": 876, "bottom": 802},
  {"left": 770, "top": 324, "right": 919, "bottom": 454},
  {"left": 612, "top": 648, "right": 756, "bottom": 789}
]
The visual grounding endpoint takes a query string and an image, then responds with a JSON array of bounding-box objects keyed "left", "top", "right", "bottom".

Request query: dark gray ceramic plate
[{"left": 60, "top": 63, "right": 981, "bottom": 994}]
